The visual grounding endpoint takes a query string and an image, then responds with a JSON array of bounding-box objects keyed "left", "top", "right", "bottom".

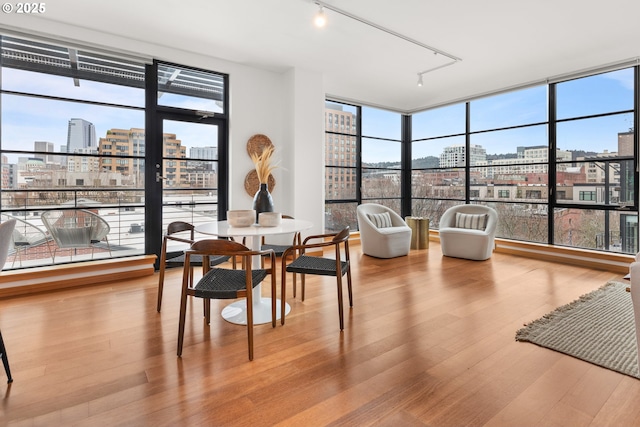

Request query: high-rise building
[
  {"left": 33, "top": 141, "right": 55, "bottom": 164},
  {"left": 67, "top": 118, "right": 96, "bottom": 153},
  {"left": 439, "top": 144, "right": 486, "bottom": 167},
  {"left": 324, "top": 103, "right": 357, "bottom": 200},
  {"left": 98, "top": 128, "right": 145, "bottom": 178},
  {"left": 189, "top": 146, "right": 218, "bottom": 172}
]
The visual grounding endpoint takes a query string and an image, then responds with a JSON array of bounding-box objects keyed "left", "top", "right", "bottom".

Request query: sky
[
  {"left": 357, "top": 67, "right": 634, "bottom": 163},
  {"left": 1, "top": 68, "right": 221, "bottom": 163},
  {"left": 1, "top": 65, "right": 635, "bottom": 165}
]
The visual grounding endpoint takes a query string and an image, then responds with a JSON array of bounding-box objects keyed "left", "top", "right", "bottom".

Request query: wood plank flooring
[{"left": 0, "top": 242, "right": 637, "bottom": 426}]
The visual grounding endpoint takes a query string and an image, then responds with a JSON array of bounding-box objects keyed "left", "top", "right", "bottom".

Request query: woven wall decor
[
  {"left": 244, "top": 170, "right": 276, "bottom": 196},
  {"left": 246, "top": 134, "right": 274, "bottom": 157}
]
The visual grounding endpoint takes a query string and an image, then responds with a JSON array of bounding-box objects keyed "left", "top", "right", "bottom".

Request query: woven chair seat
[
  {"left": 166, "top": 252, "right": 230, "bottom": 267},
  {"left": 285, "top": 255, "right": 349, "bottom": 277},
  {"left": 194, "top": 268, "right": 268, "bottom": 299},
  {"left": 261, "top": 243, "right": 291, "bottom": 257}
]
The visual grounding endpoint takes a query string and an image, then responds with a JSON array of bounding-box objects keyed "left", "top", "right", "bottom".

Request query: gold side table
[{"left": 405, "top": 217, "right": 430, "bottom": 249}]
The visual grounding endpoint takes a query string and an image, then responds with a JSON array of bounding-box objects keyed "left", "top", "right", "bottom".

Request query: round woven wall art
[
  {"left": 246, "top": 134, "right": 274, "bottom": 157},
  {"left": 244, "top": 170, "right": 276, "bottom": 196}
]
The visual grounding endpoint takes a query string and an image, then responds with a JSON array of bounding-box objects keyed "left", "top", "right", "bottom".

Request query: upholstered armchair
[
  {"left": 356, "top": 203, "right": 412, "bottom": 258},
  {"left": 438, "top": 204, "right": 498, "bottom": 261},
  {"left": 629, "top": 261, "right": 640, "bottom": 372}
]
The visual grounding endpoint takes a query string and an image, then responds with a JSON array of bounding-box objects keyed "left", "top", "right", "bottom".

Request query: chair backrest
[
  {"left": 332, "top": 226, "right": 350, "bottom": 244},
  {"left": 0, "top": 219, "right": 16, "bottom": 269},
  {"left": 81, "top": 210, "right": 110, "bottom": 241},
  {"left": 41, "top": 210, "right": 93, "bottom": 248},
  {"left": 190, "top": 238, "right": 248, "bottom": 255},
  {"left": 167, "top": 221, "right": 195, "bottom": 236},
  {"left": 440, "top": 204, "right": 498, "bottom": 233},
  {"left": 356, "top": 203, "right": 406, "bottom": 228}
]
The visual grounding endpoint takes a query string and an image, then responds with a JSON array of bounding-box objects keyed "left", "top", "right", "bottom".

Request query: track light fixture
[
  {"left": 314, "top": 6, "right": 327, "bottom": 28},
  {"left": 310, "top": 0, "right": 462, "bottom": 86}
]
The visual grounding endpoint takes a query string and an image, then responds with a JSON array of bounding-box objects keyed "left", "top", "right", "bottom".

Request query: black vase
[{"left": 252, "top": 183, "right": 274, "bottom": 222}]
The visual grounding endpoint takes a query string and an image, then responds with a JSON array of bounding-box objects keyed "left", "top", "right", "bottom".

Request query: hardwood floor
[{"left": 1, "top": 242, "right": 638, "bottom": 426}]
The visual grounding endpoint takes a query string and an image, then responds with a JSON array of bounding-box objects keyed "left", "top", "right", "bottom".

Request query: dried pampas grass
[{"left": 250, "top": 145, "right": 277, "bottom": 184}]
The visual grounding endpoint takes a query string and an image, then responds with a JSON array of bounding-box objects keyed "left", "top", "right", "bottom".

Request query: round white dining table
[{"left": 195, "top": 218, "right": 313, "bottom": 325}]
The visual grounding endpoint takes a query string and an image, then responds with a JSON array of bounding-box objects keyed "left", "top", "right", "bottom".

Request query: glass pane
[
  {"left": 362, "top": 106, "right": 401, "bottom": 139},
  {"left": 361, "top": 200, "right": 402, "bottom": 218},
  {"left": 469, "top": 166, "right": 548, "bottom": 202},
  {"left": 470, "top": 85, "right": 547, "bottom": 131},
  {"left": 412, "top": 103, "right": 465, "bottom": 139},
  {"left": 2, "top": 94, "right": 144, "bottom": 156},
  {"left": 412, "top": 168, "right": 465, "bottom": 199},
  {"left": 325, "top": 167, "right": 356, "bottom": 200},
  {"left": 493, "top": 202, "right": 548, "bottom": 243},
  {"left": 412, "top": 135, "right": 465, "bottom": 168},
  {"left": 325, "top": 102, "right": 357, "bottom": 134},
  {"left": 1, "top": 90, "right": 145, "bottom": 267},
  {"left": 471, "top": 125, "right": 548, "bottom": 166},
  {"left": 556, "top": 159, "right": 634, "bottom": 207},
  {"left": 2, "top": 68, "right": 145, "bottom": 107},
  {"left": 413, "top": 199, "right": 462, "bottom": 229},
  {"left": 556, "top": 68, "right": 634, "bottom": 119},
  {"left": 556, "top": 113, "right": 633, "bottom": 155},
  {"left": 362, "top": 137, "right": 400, "bottom": 165},
  {"left": 325, "top": 134, "right": 357, "bottom": 167},
  {"left": 162, "top": 120, "right": 218, "bottom": 189},
  {"left": 161, "top": 121, "right": 219, "bottom": 235},
  {"left": 362, "top": 168, "right": 401, "bottom": 198},
  {"left": 157, "top": 63, "right": 225, "bottom": 114},
  {"left": 554, "top": 208, "right": 637, "bottom": 254},
  {"left": 325, "top": 202, "right": 358, "bottom": 234}
]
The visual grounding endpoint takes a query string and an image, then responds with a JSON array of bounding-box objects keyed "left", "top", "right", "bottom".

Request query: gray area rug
[{"left": 516, "top": 281, "right": 639, "bottom": 379}]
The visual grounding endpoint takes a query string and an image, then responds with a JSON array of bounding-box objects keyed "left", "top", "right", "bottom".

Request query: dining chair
[
  {"left": 177, "top": 239, "right": 276, "bottom": 360},
  {"left": 0, "top": 218, "right": 16, "bottom": 383},
  {"left": 280, "top": 226, "right": 353, "bottom": 330},
  {"left": 157, "top": 221, "right": 231, "bottom": 312},
  {"left": 260, "top": 214, "right": 302, "bottom": 295}
]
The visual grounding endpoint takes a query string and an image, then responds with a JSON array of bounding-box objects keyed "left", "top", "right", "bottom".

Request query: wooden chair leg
[
  {"left": 347, "top": 268, "right": 353, "bottom": 307},
  {"left": 204, "top": 299, "right": 211, "bottom": 324},
  {"left": 0, "top": 330, "right": 13, "bottom": 383},
  {"left": 271, "top": 272, "right": 276, "bottom": 328},
  {"left": 281, "top": 263, "right": 287, "bottom": 325},
  {"left": 177, "top": 266, "right": 190, "bottom": 357},
  {"left": 336, "top": 275, "right": 344, "bottom": 330},
  {"left": 246, "top": 286, "right": 254, "bottom": 361},
  {"left": 157, "top": 239, "right": 168, "bottom": 312}
]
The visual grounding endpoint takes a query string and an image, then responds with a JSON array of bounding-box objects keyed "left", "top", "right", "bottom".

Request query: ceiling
[{"left": 3, "top": 0, "right": 640, "bottom": 112}]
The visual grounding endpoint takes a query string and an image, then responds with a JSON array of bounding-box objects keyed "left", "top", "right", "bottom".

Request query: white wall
[
  {"left": 0, "top": 18, "right": 326, "bottom": 236},
  {"left": 281, "top": 67, "right": 325, "bottom": 237}
]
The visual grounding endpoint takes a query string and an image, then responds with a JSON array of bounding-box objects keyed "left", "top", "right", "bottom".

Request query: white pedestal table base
[{"left": 222, "top": 298, "right": 291, "bottom": 325}]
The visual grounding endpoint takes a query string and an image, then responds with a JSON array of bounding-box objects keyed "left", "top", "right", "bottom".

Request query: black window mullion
[
  {"left": 356, "top": 105, "right": 362, "bottom": 203},
  {"left": 401, "top": 114, "right": 412, "bottom": 217},
  {"left": 548, "top": 83, "right": 557, "bottom": 245},
  {"left": 465, "top": 102, "right": 471, "bottom": 204}
]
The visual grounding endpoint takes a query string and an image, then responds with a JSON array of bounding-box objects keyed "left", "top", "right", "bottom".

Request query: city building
[{"left": 66, "top": 118, "right": 96, "bottom": 153}]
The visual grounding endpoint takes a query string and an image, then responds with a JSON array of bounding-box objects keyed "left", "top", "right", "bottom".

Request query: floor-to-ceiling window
[
  {"left": 327, "top": 65, "right": 638, "bottom": 255},
  {"left": 0, "top": 36, "right": 228, "bottom": 269},
  {"left": 552, "top": 68, "right": 637, "bottom": 252},
  {"left": 411, "top": 103, "right": 467, "bottom": 227},
  {"left": 469, "top": 85, "right": 549, "bottom": 242},
  {"left": 324, "top": 101, "right": 403, "bottom": 232},
  {"left": 324, "top": 102, "right": 359, "bottom": 233}
]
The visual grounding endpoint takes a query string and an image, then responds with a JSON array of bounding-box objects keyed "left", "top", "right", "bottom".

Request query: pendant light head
[
  {"left": 417, "top": 73, "right": 423, "bottom": 87},
  {"left": 314, "top": 6, "right": 327, "bottom": 28}
]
